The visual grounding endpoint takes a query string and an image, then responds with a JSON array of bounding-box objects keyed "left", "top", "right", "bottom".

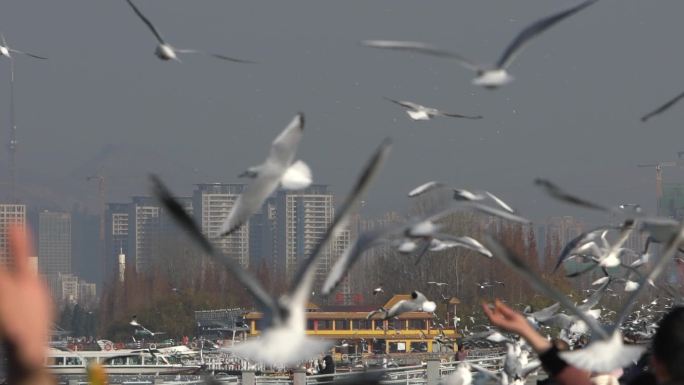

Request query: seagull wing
[
  {"left": 150, "top": 175, "right": 278, "bottom": 321},
  {"left": 383, "top": 97, "right": 422, "bottom": 110},
  {"left": 484, "top": 191, "right": 515, "bottom": 213},
  {"left": 321, "top": 226, "right": 396, "bottom": 296},
  {"left": 577, "top": 279, "right": 610, "bottom": 311},
  {"left": 174, "top": 49, "right": 255, "bottom": 63},
  {"left": 288, "top": 139, "right": 392, "bottom": 302},
  {"left": 412, "top": 239, "right": 433, "bottom": 265},
  {"left": 434, "top": 234, "right": 493, "bottom": 257},
  {"left": 469, "top": 202, "right": 532, "bottom": 224},
  {"left": 434, "top": 110, "right": 483, "bottom": 120},
  {"left": 641, "top": 90, "right": 684, "bottom": 122},
  {"left": 559, "top": 333, "right": 645, "bottom": 373},
  {"left": 221, "top": 175, "right": 281, "bottom": 236},
  {"left": 7, "top": 48, "right": 47, "bottom": 60},
  {"left": 408, "top": 181, "right": 447, "bottom": 197},
  {"left": 530, "top": 302, "right": 560, "bottom": 322},
  {"left": 361, "top": 40, "right": 480, "bottom": 71},
  {"left": 220, "top": 114, "right": 304, "bottom": 236},
  {"left": 385, "top": 300, "right": 416, "bottom": 319},
  {"left": 534, "top": 178, "right": 609, "bottom": 212},
  {"left": 553, "top": 227, "right": 612, "bottom": 272},
  {"left": 496, "top": 0, "right": 598, "bottom": 69},
  {"left": 125, "top": 0, "right": 166, "bottom": 44},
  {"left": 470, "top": 363, "right": 500, "bottom": 380},
  {"left": 268, "top": 113, "right": 306, "bottom": 169},
  {"left": 483, "top": 236, "right": 609, "bottom": 339}
]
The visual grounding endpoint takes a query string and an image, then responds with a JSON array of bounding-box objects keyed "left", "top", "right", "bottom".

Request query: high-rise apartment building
[
  {"left": 193, "top": 184, "right": 250, "bottom": 268},
  {"left": 128, "top": 197, "right": 161, "bottom": 272},
  {"left": 0, "top": 204, "right": 26, "bottom": 266},
  {"left": 274, "top": 185, "right": 336, "bottom": 284},
  {"left": 38, "top": 211, "right": 72, "bottom": 276}
]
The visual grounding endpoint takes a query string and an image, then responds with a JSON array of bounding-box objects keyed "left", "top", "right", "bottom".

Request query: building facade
[
  {"left": 193, "top": 184, "right": 250, "bottom": 268},
  {"left": 38, "top": 211, "right": 72, "bottom": 276},
  {"left": 128, "top": 197, "right": 161, "bottom": 272},
  {"left": 0, "top": 204, "right": 26, "bottom": 266},
  {"left": 274, "top": 185, "right": 335, "bottom": 283}
]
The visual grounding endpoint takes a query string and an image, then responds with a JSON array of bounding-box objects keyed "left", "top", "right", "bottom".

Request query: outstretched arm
[{"left": 482, "top": 299, "right": 591, "bottom": 385}]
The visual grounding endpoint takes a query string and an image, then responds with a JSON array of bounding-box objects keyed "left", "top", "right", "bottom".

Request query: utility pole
[{"left": 8, "top": 57, "right": 16, "bottom": 202}]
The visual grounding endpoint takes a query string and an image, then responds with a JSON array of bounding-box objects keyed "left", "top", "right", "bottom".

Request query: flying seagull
[
  {"left": 534, "top": 178, "right": 609, "bottom": 212},
  {"left": 221, "top": 114, "right": 310, "bottom": 236},
  {"left": 641, "top": 90, "right": 684, "bottom": 122},
  {"left": 0, "top": 34, "right": 46, "bottom": 60},
  {"left": 384, "top": 98, "right": 482, "bottom": 121},
  {"left": 408, "top": 181, "right": 446, "bottom": 197},
  {"left": 408, "top": 182, "right": 519, "bottom": 215},
  {"left": 125, "top": 0, "right": 252, "bottom": 63},
  {"left": 382, "top": 291, "right": 436, "bottom": 319},
  {"left": 151, "top": 138, "right": 391, "bottom": 366},
  {"left": 363, "top": 0, "right": 597, "bottom": 88}
]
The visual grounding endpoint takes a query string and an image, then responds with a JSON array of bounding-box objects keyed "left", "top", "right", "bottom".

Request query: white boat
[{"left": 46, "top": 348, "right": 201, "bottom": 375}]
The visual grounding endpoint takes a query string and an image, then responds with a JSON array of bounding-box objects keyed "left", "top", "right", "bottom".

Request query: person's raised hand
[
  {"left": 0, "top": 224, "right": 53, "bottom": 371},
  {"left": 481, "top": 298, "right": 530, "bottom": 335}
]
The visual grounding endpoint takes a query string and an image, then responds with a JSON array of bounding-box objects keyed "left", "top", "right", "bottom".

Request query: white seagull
[
  {"left": 408, "top": 181, "right": 445, "bottom": 197},
  {"left": 384, "top": 98, "right": 482, "bottom": 121},
  {"left": 0, "top": 34, "right": 46, "bottom": 60},
  {"left": 382, "top": 291, "right": 436, "bottom": 319},
  {"left": 125, "top": 0, "right": 252, "bottom": 63},
  {"left": 221, "top": 114, "right": 311, "bottom": 236},
  {"left": 150, "top": 138, "right": 391, "bottom": 366},
  {"left": 363, "top": 0, "right": 597, "bottom": 88}
]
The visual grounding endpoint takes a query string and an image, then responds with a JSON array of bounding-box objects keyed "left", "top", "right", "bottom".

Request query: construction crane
[
  {"left": 637, "top": 159, "right": 684, "bottom": 214},
  {"left": 637, "top": 162, "right": 677, "bottom": 201}
]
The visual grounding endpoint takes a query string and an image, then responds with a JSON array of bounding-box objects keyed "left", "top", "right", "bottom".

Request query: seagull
[
  {"left": 363, "top": 0, "right": 597, "bottom": 88},
  {"left": 408, "top": 181, "right": 445, "bottom": 197},
  {"left": 221, "top": 114, "right": 310, "bottom": 236},
  {"left": 382, "top": 291, "right": 436, "bottom": 319},
  {"left": 150, "top": 138, "right": 391, "bottom": 366},
  {"left": 129, "top": 316, "right": 163, "bottom": 337},
  {"left": 641, "top": 90, "right": 684, "bottom": 122},
  {"left": 384, "top": 98, "right": 482, "bottom": 121},
  {"left": 427, "top": 236, "right": 493, "bottom": 257},
  {"left": 366, "top": 307, "right": 387, "bottom": 320},
  {"left": 407, "top": 182, "right": 517, "bottom": 214},
  {"left": 0, "top": 34, "right": 47, "bottom": 60},
  {"left": 372, "top": 285, "right": 384, "bottom": 296},
  {"left": 484, "top": 227, "right": 684, "bottom": 372},
  {"left": 523, "top": 302, "right": 560, "bottom": 329},
  {"left": 125, "top": 0, "right": 252, "bottom": 63},
  {"left": 534, "top": 178, "right": 609, "bottom": 212},
  {"left": 427, "top": 281, "right": 448, "bottom": 287}
]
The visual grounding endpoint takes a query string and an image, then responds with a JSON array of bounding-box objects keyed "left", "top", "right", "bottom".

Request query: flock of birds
[
  {"left": 3, "top": 0, "right": 684, "bottom": 384},
  {"left": 150, "top": 108, "right": 684, "bottom": 382}
]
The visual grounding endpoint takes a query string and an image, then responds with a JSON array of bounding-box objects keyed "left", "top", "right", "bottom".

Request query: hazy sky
[{"left": 2, "top": 0, "right": 684, "bottom": 223}]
